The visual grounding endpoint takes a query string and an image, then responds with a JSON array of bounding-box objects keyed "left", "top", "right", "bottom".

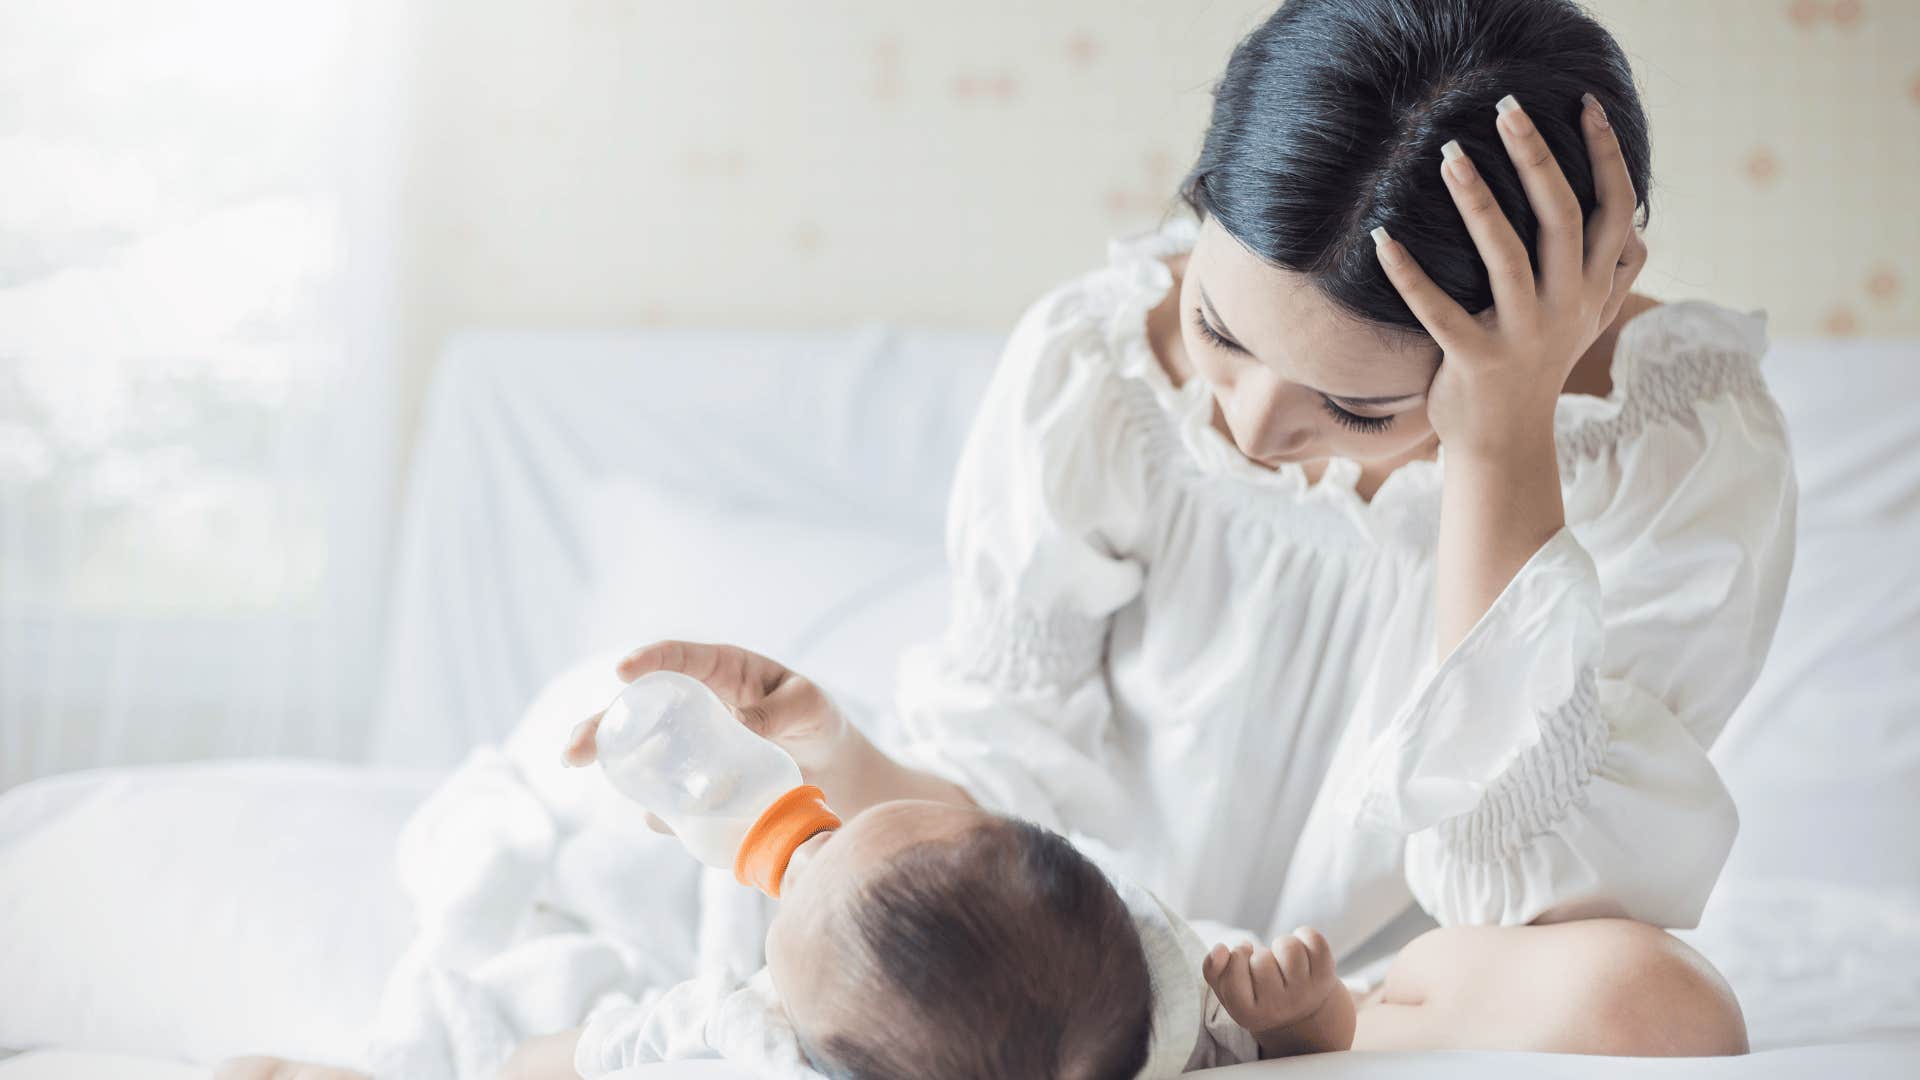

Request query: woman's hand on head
[
  {"left": 562, "top": 641, "right": 872, "bottom": 818},
  {"left": 1370, "top": 91, "right": 1648, "bottom": 461}
]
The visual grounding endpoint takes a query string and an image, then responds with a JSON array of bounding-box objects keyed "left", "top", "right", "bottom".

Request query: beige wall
[{"left": 399, "top": 0, "right": 1919, "bottom": 405}]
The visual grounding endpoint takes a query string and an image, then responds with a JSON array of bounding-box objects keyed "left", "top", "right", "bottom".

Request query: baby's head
[{"left": 766, "top": 800, "right": 1153, "bottom": 1080}]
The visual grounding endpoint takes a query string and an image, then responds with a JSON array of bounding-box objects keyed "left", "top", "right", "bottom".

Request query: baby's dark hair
[
  {"left": 803, "top": 818, "right": 1153, "bottom": 1080},
  {"left": 1180, "top": 0, "right": 1652, "bottom": 330}
]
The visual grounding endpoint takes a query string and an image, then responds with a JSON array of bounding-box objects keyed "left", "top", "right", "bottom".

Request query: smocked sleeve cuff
[
  {"left": 1405, "top": 677, "right": 1738, "bottom": 927},
  {"left": 1342, "top": 528, "right": 1604, "bottom": 835}
]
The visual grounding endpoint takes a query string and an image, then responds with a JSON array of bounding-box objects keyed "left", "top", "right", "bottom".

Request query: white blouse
[{"left": 890, "top": 216, "right": 1796, "bottom": 959}]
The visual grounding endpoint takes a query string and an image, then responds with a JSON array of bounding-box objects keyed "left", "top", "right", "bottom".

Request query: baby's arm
[{"left": 1201, "top": 928, "right": 1355, "bottom": 1059}]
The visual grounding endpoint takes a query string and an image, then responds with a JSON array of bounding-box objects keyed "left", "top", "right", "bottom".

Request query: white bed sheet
[
  {"left": 6, "top": 761, "right": 1910, "bottom": 1067},
  {"left": 5, "top": 330, "right": 1919, "bottom": 1075},
  {"left": 5, "top": 1042, "right": 1918, "bottom": 1079}
]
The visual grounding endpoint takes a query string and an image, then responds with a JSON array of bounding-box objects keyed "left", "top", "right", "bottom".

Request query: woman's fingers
[
  {"left": 733, "top": 671, "right": 821, "bottom": 740},
  {"left": 1438, "top": 139, "right": 1535, "bottom": 311},
  {"left": 1599, "top": 228, "right": 1649, "bottom": 330},
  {"left": 1371, "top": 226, "right": 1479, "bottom": 353},
  {"left": 615, "top": 640, "right": 785, "bottom": 705},
  {"left": 1580, "top": 92, "right": 1637, "bottom": 292},
  {"left": 563, "top": 712, "right": 680, "bottom": 831},
  {"left": 560, "top": 713, "right": 602, "bottom": 767},
  {"left": 1492, "top": 95, "right": 1583, "bottom": 297}
]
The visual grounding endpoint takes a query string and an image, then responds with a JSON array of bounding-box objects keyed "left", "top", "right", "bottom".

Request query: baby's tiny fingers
[
  {"left": 1203, "top": 943, "right": 1231, "bottom": 983},
  {"left": 1226, "top": 945, "right": 1257, "bottom": 1007},
  {"left": 1294, "top": 927, "right": 1334, "bottom": 975},
  {"left": 1275, "top": 934, "right": 1311, "bottom": 981},
  {"left": 1248, "top": 945, "right": 1282, "bottom": 998}
]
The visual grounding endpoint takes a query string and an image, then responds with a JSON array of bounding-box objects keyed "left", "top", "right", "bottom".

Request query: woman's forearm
[
  {"left": 825, "top": 734, "right": 978, "bottom": 819},
  {"left": 1434, "top": 427, "right": 1565, "bottom": 659}
]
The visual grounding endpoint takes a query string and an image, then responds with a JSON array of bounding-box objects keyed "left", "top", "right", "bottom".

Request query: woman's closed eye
[
  {"left": 1320, "top": 397, "right": 1396, "bottom": 434},
  {"left": 1192, "top": 304, "right": 1401, "bottom": 435},
  {"left": 1191, "top": 305, "right": 1243, "bottom": 353}
]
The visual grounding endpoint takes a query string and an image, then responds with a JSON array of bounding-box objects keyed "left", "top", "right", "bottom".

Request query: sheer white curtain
[{"left": 0, "top": 1, "right": 411, "bottom": 788}]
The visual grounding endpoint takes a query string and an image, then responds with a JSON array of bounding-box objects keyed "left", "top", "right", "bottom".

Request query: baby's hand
[{"left": 1202, "top": 927, "right": 1342, "bottom": 1053}]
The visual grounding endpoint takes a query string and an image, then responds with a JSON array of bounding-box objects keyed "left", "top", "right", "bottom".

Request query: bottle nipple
[{"left": 734, "top": 785, "right": 841, "bottom": 898}]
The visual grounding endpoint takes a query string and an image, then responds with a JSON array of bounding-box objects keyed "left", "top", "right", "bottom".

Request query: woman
[
  {"left": 592, "top": 0, "right": 1785, "bottom": 1048},
  {"left": 564, "top": 0, "right": 1783, "bottom": 1053},
  {"left": 231, "top": 1, "right": 1786, "bottom": 1075}
]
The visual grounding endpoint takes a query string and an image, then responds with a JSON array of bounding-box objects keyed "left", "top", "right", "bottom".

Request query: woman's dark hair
[
  {"left": 805, "top": 818, "right": 1153, "bottom": 1080},
  {"left": 1180, "top": 0, "right": 1652, "bottom": 331}
]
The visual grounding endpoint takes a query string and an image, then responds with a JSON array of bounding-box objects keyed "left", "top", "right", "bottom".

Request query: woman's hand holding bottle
[{"left": 562, "top": 640, "right": 972, "bottom": 825}]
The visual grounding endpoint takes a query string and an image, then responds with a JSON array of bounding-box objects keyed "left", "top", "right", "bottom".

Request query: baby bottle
[{"left": 595, "top": 671, "right": 840, "bottom": 897}]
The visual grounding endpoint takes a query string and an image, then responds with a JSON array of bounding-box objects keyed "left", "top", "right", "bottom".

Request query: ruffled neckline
[{"left": 1098, "top": 215, "right": 1769, "bottom": 513}]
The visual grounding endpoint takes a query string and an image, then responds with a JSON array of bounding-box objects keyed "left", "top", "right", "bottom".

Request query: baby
[
  {"left": 573, "top": 794, "right": 1749, "bottom": 1077},
  {"left": 571, "top": 795, "right": 1354, "bottom": 1078},
  {"left": 216, "top": 790, "right": 1744, "bottom": 1080},
  {"left": 770, "top": 800, "right": 1361, "bottom": 1075}
]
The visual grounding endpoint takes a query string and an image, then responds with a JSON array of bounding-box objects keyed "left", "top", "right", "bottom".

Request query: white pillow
[
  {"left": 571, "top": 478, "right": 950, "bottom": 722},
  {"left": 0, "top": 761, "right": 433, "bottom": 1063},
  {"left": 1713, "top": 341, "right": 1920, "bottom": 890}
]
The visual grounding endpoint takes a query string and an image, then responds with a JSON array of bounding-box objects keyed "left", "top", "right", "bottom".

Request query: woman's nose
[
  {"left": 1251, "top": 388, "right": 1318, "bottom": 458},
  {"left": 1265, "top": 424, "right": 1312, "bottom": 458}
]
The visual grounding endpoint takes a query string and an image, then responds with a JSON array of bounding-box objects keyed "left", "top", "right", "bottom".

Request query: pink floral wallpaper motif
[{"left": 406, "top": 0, "right": 1918, "bottom": 354}]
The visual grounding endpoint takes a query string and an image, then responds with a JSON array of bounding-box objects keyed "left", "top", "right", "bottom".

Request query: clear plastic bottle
[{"left": 595, "top": 670, "right": 838, "bottom": 896}]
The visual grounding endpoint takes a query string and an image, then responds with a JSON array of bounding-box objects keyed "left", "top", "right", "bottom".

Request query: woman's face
[{"left": 1178, "top": 216, "right": 1444, "bottom": 469}]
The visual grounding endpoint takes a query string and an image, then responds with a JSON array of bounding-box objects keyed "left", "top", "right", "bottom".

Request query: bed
[{"left": 3, "top": 322, "right": 1917, "bottom": 1077}]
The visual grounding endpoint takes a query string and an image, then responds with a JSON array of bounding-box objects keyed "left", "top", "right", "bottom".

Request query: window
[{"left": 0, "top": 0, "right": 404, "bottom": 785}]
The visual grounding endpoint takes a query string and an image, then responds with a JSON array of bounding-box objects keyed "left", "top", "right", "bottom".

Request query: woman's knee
[{"left": 1567, "top": 920, "right": 1747, "bottom": 1057}]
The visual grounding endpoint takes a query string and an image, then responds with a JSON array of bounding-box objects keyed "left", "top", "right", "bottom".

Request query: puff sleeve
[
  {"left": 1347, "top": 303, "right": 1795, "bottom": 928},
  {"left": 887, "top": 285, "right": 1152, "bottom": 843}
]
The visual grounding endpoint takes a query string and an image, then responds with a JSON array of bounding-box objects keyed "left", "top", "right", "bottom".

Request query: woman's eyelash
[
  {"left": 1320, "top": 397, "right": 1395, "bottom": 434},
  {"left": 1190, "top": 306, "right": 1394, "bottom": 435},
  {"left": 1190, "top": 307, "right": 1242, "bottom": 352}
]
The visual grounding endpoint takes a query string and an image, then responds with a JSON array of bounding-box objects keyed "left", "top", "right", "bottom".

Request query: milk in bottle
[{"left": 595, "top": 670, "right": 839, "bottom": 895}]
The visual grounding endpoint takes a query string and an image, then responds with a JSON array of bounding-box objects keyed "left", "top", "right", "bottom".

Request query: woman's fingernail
[
  {"left": 1495, "top": 93, "right": 1533, "bottom": 135},
  {"left": 1582, "top": 91, "right": 1610, "bottom": 129},
  {"left": 1369, "top": 226, "right": 1403, "bottom": 267},
  {"left": 1440, "top": 139, "right": 1474, "bottom": 182}
]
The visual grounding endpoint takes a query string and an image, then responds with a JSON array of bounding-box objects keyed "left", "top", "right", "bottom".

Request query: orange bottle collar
[{"left": 734, "top": 784, "right": 841, "bottom": 898}]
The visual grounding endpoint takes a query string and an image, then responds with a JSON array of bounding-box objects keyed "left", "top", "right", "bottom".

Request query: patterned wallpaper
[{"left": 402, "top": 0, "right": 1918, "bottom": 387}]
